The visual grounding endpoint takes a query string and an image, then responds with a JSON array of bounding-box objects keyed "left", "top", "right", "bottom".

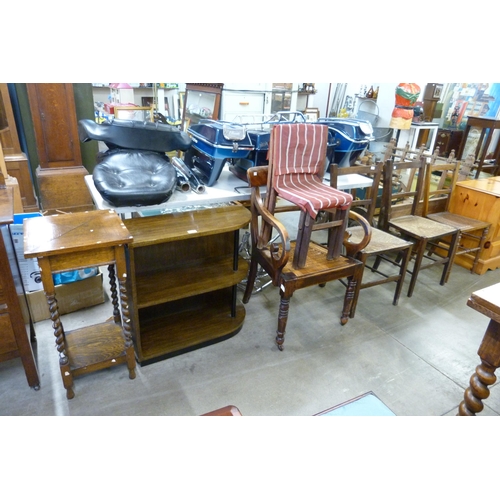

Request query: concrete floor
[{"left": 1, "top": 244, "right": 500, "bottom": 417}]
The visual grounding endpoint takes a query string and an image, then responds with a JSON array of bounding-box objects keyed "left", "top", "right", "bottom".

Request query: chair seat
[
  {"left": 93, "top": 150, "right": 177, "bottom": 207},
  {"left": 390, "top": 215, "right": 457, "bottom": 238},
  {"left": 426, "top": 212, "right": 490, "bottom": 232},
  {"left": 275, "top": 173, "right": 352, "bottom": 218},
  {"left": 348, "top": 226, "right": 413, "bottom": 255},
  {"left": 282, "top": 241, "right": 361, "bottom": 279}
]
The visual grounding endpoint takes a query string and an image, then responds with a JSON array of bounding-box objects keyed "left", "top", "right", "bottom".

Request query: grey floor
[{"left": 2, "top": 234, "right": 500, "bottom": 417}]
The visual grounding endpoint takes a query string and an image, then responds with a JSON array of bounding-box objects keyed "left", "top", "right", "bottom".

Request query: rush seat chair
[
  {"left": 378, "top": 157, "right": 460, "bottom": 297},
  {"left": 422, "top": 159, "right": 490, "bottom": 274},
  {"left": 330, "top": 162, "right": 413, "bottom": 318}
]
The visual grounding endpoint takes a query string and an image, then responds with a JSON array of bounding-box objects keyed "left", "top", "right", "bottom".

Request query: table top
[
  {"left": 467, "top": 282, "right": 500, "bottom": 322},
  {"left": 24, "top": 209, "right": 133, "bottom": 258},
  {"left": 456, "top": 176, "right": 500, "bottom": 196},
  {"left": 85, "top": 165, "right": 374, "bottom": 215},
  {"left": 465, "top": 116, "right": 500, "bottom": 127}
]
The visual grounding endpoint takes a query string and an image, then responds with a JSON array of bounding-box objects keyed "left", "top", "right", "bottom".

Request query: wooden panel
[
  {"left": 4, "top": 154, "right": 38, "bottom": 211},
  {"left": 35, "top": 165, "right": 94, "bottom": 212},
  {"left": 0, "top": 84, "right": 39, "bottom": 212},
  {"left": 0, "top": 83, "right": 21, "bottom": 156},
  {"left": 26, "top": 83, "right": 82, "bottom": 169},
  {"left": 0, "top": 313, "right": 17, "bottom": 355}
]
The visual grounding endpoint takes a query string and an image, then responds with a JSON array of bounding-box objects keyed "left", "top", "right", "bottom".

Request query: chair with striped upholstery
[
  {"left": 241, "top": 123, "right": 371, "bottom": 351},
  {"left": 268, "top": 123, "right": 353, "bottom": 268}
]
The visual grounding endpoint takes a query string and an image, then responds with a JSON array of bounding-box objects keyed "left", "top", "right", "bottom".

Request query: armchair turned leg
[{"left": 276, "top": 293, "right": 292, "bottom": 351}]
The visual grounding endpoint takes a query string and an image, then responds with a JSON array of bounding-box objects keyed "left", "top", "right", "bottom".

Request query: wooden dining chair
[
  {"left": 422, "top": 159, "right": 491, "bottom": 274},
  {"left": 242, "top": 165, "right": 371, "bottom": 351},
  {"left": 377, "top": 157, "right": 461, "bottom": 297},
  {"left": 329, "top": 162, "right": 413, "bottom": 318}
]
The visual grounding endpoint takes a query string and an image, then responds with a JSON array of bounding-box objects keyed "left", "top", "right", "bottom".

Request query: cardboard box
[
  {"left": 9, "top": 213, "right": 44, "bottom": 292},
  {"left": 19, "top": 273, "right": 105, "bottom": 323}
]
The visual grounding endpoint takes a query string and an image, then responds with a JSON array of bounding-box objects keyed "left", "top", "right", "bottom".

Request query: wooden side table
[
  {"left": 24, "top": 209, "right": 136, "bottom": 399},
  {"left": 458, "top": 283, "right": 500, "bottom": 415},
  {"left": 0, "top": 187, "right": 40, "bottom": 389}
]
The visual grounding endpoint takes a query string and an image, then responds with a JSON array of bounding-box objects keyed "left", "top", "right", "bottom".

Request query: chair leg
[
  {"left": 471, "top": 227, "right": 489, "bottom": 274},
  {"left": 348, "top": 256, "right": 366, "bottom": 319},
  {"left": 407, "top": 239, "right": 426, "bottom": 298},
  {"left": 293, "top": 211, "right": 314, "bottom": 269},
  {"left": 242, "top": 254, "right": 259, "bottom": 304},
  {"left": 276, "top": 289, "right": 292, "bottom": 351},
  {"left": 344, "top": 263, "right": 362, "bottom": 322},
  {"left": 393, "top": 247, "right": 412, "bottom": 306},
  {"left": 326, "top": 209, "right": 348, "bottom": 260},
  {"left": 441, "top": 231, "right": 460, "bottom": 285}
]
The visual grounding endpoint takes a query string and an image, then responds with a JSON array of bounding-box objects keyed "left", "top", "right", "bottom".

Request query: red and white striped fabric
[{"left": 270, "top": 123, "right": 352, "bottom": 218}]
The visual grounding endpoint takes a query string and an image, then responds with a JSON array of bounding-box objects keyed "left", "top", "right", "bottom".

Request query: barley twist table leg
[
  {"left": 116, "top": 247, "right": 136, "bottom": 379},
  {"left": 48, "top": 293, "right": 74, "bottom": 399},
  {"left": 458, "top": 320, "right": 500, "bottom": 416},
  {"left": 108, "top": 263, "right": 121, "bottom": 324}
]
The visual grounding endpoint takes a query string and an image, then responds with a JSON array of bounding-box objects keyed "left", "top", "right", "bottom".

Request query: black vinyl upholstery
[
  {"left": 92, "top": 150, "right": 177, "bottom": 207},
  {"left": 79, "top": 118, "right": 192, "bottom": 152}
]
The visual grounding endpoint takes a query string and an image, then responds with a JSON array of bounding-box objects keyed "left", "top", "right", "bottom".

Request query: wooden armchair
[
  {"left": 242, "top": 165, "right": 371, "bottom": 350},
  {"left": 267, "top": 123, "right": 354, "bottom": 269}
]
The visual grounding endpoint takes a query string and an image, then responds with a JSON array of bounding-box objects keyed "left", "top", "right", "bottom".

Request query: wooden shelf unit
[{"left": 123, "top": 204, "right": 251, "bottom": 366}]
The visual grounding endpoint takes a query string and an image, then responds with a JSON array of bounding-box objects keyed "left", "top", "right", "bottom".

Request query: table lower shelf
[{"left": 65, "top": 320, "right": 129, "bottom": 376}]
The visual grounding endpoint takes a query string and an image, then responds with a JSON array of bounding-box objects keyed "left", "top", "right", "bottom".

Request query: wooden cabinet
[
  {"left": 0, "top": 187, "right": 39, "bottom": 389},
  {"left": 449, "top": 176, "right": 500, "bottom": 274},
  {"left": 123, "top": 204, "right": 250, "bottom": 366},
  {"left": 0, "top": 83, "right": 38, "bottom": 212},
  {"left": 435, "top": 128, "right": 464, "bottom": 157}
]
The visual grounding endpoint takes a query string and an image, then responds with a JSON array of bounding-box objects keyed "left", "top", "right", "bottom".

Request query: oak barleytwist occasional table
[
  {"left": 23, "top": 209, "right": 136, "bottom": 399},
  {"left": 458, "top": 282, "right": 500, "bottom": 416}
]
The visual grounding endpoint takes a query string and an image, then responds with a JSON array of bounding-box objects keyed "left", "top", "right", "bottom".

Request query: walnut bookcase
[{"left": 123, "top": 204, "right": 250, "bottom": 366}]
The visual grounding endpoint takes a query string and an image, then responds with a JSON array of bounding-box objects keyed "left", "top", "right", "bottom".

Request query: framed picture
[
  {"left": 303, "top": 107, "right": 320, "bottom": 122},
  {"left": 433, "top": 84, "right": 443, "bottom": 100}
]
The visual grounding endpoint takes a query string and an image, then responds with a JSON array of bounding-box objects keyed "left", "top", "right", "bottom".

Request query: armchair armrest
[
  {"left": 251, "top": 185, "right": 290, "bottom": 271},
  {"left": 343, "top": 211, "right": 372, "bottom": 257}
]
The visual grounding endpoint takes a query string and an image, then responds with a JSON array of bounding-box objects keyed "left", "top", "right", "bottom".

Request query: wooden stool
[
  {"left": 24, "top": 209, "right": 136, "bottom": 399},
  {"left": 458, "top": 283, "right": 500, "bottom": 415}
]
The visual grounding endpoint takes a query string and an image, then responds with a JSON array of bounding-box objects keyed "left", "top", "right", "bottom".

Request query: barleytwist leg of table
[
  {"left": 458, "top": 320, "right": 500, "bottom": 415},
  {"left": 458, "top": 283, "right": 500, "bottom": 416}
]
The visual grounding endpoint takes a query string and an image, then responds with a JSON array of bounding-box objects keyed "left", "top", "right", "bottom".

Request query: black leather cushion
[
  {"left": 78, "top": 118, "right": 192, "bottom": 153},
  {"left": 93, "top": 150, "right": 177, "bottom": 207}
]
